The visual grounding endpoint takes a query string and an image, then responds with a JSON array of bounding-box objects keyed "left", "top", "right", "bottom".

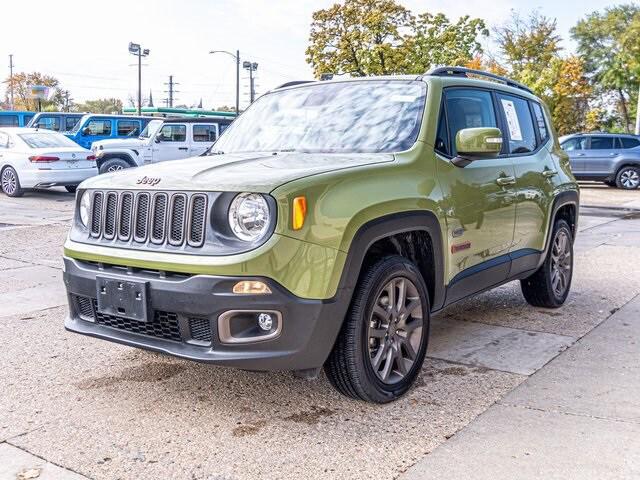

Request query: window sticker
[{"left": 501, "top": 99, "right": 522, "bottom": 141}]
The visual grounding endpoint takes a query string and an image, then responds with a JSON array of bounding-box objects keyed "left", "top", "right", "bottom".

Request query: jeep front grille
[{"left": 89, "top": 190, "right": 208, "bottom": 248}]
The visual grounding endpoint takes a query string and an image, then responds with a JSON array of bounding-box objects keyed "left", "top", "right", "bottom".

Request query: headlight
[
  {"left": 228, "top": 193, "right": 270, "bottom": 242},
  {"left": 79, "top": 191, "right": 91, "bottom": 227}
]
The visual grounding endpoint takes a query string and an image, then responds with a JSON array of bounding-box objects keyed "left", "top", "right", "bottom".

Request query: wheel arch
[
  {"left": 96, "top": 152, "right": 138, "bottom": 170},
  {"left": 539, "top": 189, "right": 579, "bottom": 267}
]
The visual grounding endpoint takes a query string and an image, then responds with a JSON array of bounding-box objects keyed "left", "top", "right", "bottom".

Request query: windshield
[
  {"left": 19, "top": 132, "right": 83, "bottom": 149},
  {"left": 140, "top": 120, "right": 163, "bottom": 139},
  {"left": 213, "top": 80, "right": 426, "bottom": 154}
]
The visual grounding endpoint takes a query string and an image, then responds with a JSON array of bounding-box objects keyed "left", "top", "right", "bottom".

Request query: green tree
[
  {"left": 305, "top": 0, "right": 486, "bottom": 77},
  {"left": 571, "top": 4, "right": 640, "bottom": 132},
  {"left": 74, "top": 98, "right": 123, "bottom": 114},
  {"left": 3, "top": 72, "right": 64, "bottom": 111}
]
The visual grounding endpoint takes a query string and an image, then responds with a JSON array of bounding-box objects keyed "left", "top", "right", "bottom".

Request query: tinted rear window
[
  {"left": 19, "top": 132, "right": 81, "bottom": 148},
  {"left": 620, "top": 137, "right": 640, "bottom": 149},
  {"left": 590, "top": 137, "right": 614, "bottom": 150}
]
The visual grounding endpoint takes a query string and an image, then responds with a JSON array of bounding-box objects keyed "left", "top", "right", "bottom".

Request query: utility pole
[
  {"left": 63, "top": 90, "right": 71, "bottom": 112},
  {"left": 243, "top": 61, "right": 258, "bottom": 104},
  {"left": 163, "top": 75, "right": 179, "bottom": 108},
  {"left": 8, "top": 54, "right": 14, "bottom": 110},
  {"left": 128, "top": 43, "right": 150, "bottom": 116}
]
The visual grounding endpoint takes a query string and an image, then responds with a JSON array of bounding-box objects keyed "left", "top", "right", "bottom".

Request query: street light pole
[
  {"left": 209, "top": 50, "right": 241, "bottom": 115},
  {"left": 243, "top": 61, "right": 258, "bottom": 104},
  {"left": 129, "top": 42, "right": 150, "bottom": 116},
  {"left": 8, "top": 54, "right": 14, "bottom": 111}
]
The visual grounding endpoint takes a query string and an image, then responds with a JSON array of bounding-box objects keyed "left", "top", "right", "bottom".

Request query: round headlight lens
[
  {"left": 79, "top": 191, "right": 91, "bottom": 227},
  {"left": 228, "top": 193, "right": 270, "bottom": 242}
]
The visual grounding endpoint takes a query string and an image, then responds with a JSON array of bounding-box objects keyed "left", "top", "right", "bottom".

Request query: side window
[
  {"left": 590, "top": 136, "right": 614, "bottom": 150},
  {"left": 497, "top": 93, "right": 536, "bottom": 154},
  {"left": 23, "top": 115, "right": 34, "bottom": 126},
  {"left": 158, "top": 124, "right": 187, "bottom": 142},
  {"left": 117, "top": 120, "right": 140, "bottom": 136},
  {"left": 219, "top": 123, "right": 231, "bottom": 134},
  {"left": 443, "top": 88, "right": 497, "bottom": 156},
  {"left": 35, "top": 116, "right": 61, "bottom": 131},
  {"left": 85, "top": 120, "right": 112, "bottom": 135},
  {"left": 65, "top": 116, "right": 81, "bottom": 131},
  {"left": 530, "top": 102, "right": 548, "bottom": 142},
  {"left": 561, "top": 137, "right": 587, "bottom": 151},
  {"left": 435, "top": 107, "right": 449, "bottom": 156},
  {"left": 192, "top": 124, "right": 217, "bottom": 142},
  {"left": 0, "top": 115, "right": 19, "bottom": 127},
  {"left": 620, "top": 137, "right": 640, "bottom": 149}
]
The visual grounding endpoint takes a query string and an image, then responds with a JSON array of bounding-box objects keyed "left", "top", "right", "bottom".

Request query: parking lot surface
[{"left": 1, "top": 185, "right": 639, "bottom": 479}]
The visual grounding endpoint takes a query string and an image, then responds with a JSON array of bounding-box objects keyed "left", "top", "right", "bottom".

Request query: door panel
[
  {"left": 584, "top": 136, "right": 616, "bottom": 175},
  {"left": 154, "top": 124, "right": 188, "bottom": 162},
  {"left": 561, "top": 136, "right": 587, "bottom": 174}
]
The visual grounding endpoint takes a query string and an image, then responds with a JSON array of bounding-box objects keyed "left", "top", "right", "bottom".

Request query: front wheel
[
  {"left": 99, "top": 158, "right": 130, "bottom": 174},
  {"left": 325, "top": 256, "right": 430, "bottom": 403},
  {"left": 521, "top": 219, "right": 573, "bottom": 308},
  {"left": 615, "top": 166, "right": 640, "bottom": 190},
  {"left": 1, "top": 167, "right": 24, "bottom": 197}
]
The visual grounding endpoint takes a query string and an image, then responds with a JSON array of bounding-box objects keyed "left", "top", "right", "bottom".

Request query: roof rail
[
  {"left": 275, "top": 80, "right": 315, "bottom": 89},
  {"left": 426, "top": 66, "right": 533, "bottom": 94}
]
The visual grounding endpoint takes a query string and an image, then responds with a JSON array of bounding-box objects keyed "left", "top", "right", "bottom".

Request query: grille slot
[
  {"left": 87, "top": 190, "right": 208, "bottom": 248},
  {"left": 150, "top": 193, "right": 168, "bottom": 244},
  {"left": 188, "top": 194, "right": 207, "bottom": 247},
  {"left": 75, "top": 296, "right": 95, "bottom": 321},
  {"left": 103, "top": 192, "right": 118, "bottom": 239},
  {"left": 189, "top": 317, "right": 212, "bottom": 343},
  {"left": 90, "top": 192, "right": 103, "bottom": 236},
  {"left": 168, "top": 194, "right": 187, "bottom": 246},
  {"left": 133, "top": 192, "right": 150, "bottom": 242},
  {"left": 118, "top": 192, "right": 133, "bottom": 240}
]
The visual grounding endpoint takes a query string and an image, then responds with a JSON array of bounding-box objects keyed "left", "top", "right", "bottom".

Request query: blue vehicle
[
  {"left": 65, "top": 114, "right": 154, "bottom": 149},
  {"left": 27, "top": 112, "right": 84, "bottom": 132},
  {"left": 0, "top": 111, "right": 36, "bottom": 127}
]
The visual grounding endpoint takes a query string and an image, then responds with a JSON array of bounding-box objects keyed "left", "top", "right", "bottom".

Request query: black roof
[{"left": 160, "top": 116, "right": 233, "bottom": 123}]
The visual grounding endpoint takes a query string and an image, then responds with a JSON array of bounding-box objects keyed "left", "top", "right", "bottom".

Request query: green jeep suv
[{"left": 63, "top": 67, "right": 579, "bottom": 403}]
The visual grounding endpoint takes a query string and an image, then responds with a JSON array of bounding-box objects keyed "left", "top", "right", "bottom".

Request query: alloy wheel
[
  {"left": 368, "top": 277, "right": 424, "bottom": 384},
  {"left": 1, "top": 169, "right": 17, "bottom": 195},
  {"left": 550, "top": 230, "right": 571, "bottom": 297},
  {"left": 620, "top": 169, "right": 640, "bottom": 189},
  {"left": 107, "top": 165, "right": 124, "bottom": 172}
]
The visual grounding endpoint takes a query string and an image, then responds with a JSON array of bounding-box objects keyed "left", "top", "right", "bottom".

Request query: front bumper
[
  {"left": 21, "top": 167, "right": 97, "bottom": 188},
  {"left": 63, "top": 257, "right": 350, "bottom": 371}
]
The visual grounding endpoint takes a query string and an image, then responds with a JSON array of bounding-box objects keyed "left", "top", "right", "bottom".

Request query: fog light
[
  {"left": 258, "top": 313, "right": 273, "bottom": 331},
  {"left": 232, "top": 281, "right": 272, "bottom": 295}
]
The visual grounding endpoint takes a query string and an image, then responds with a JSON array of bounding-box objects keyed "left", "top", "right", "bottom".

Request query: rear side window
[
  {"left": 443, "top": 88, "right": 497, "bottom": 156},
  {"left": 85, "top": 120, "right": 112, "bottom": 135},
  {"left": 117, "top": 120, "right": 140, "bottom": 136},
  {"left": 158, "top": 124, "right": 187, "bottom": 142},
  {"left": 497, "top": 93, "right": 536, "bottom": 154},
  {"left": 530, "top": 102, "right": 548, "bottom": 142},
  {"left": 0, "top": 115, "right": 19, "bottom": 127},
  {"left": 193, "top": 124, "right": 217, "bottom": 142},
  {"left": 619, "top": 137, "right": 640, "bottom": 149},
  {"left": 590, "top": 137, "right": 614, "bottom": 150}
]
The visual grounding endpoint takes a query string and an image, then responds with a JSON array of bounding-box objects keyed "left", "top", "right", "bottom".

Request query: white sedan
[{"left": 0, "top": 128, "right": 98, "bottom": 197}]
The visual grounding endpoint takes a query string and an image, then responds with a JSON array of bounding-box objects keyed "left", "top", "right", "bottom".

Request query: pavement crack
[
  {"left": 5, "top": 440, "right": 92, "bottom": 479},
  {"left": 497, "top": 402, "right": 640, "bottom": 426}
]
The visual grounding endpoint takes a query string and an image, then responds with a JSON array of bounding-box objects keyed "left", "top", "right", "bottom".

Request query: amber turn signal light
[{"left": 292, "top": 196, "right": 307, "bottom": 230}]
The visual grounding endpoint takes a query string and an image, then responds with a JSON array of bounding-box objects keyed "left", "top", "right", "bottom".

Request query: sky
[{"left": 0, "top": 0, "right": 621, "bottom": 110}]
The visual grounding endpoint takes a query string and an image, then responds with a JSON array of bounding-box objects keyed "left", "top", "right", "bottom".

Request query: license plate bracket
[{"left": 96, "top": 276, "right": 149, "bottom": 322}]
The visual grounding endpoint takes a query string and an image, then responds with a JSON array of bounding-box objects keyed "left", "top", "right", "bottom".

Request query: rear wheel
[
  {"left": 65, "top": 185, "right": 77, "bottom": 194},
  {"left": 1, "top": 167, "right": 24, "bottom": 197},
  {"left": 615, "top": 166, "right": 640, "bottom": 190},
  {"left": 99, "top": 158, "right": 130, "bottom": 174},
  {"left": 325, "top": 256, "right": 430, "bottom": 403},
  {"left": 521, "top": 219, "right": 573, "bottom": 308}
]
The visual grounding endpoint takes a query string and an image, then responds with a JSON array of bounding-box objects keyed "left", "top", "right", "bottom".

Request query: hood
[
  {"left": 80, "top": 151, "right": 394, "bottom": 192},
  {"left": 93, "top": 137, "right": 146, "bottom": 151}
]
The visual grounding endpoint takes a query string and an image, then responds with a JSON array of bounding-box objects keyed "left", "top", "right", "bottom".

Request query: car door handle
[
  {"left": 576, "top": 153, "right": 586, "bottom": 156},
  {"left": 178, "top": 147, "right": 188, "bottom": 151},
  {"left": 609, "top": 153, "right": 618, "bottom": 156},
  {"left": 542, "top": 169, "right": 558, "bottom": 178},
  {"left": 496, "top": 176, "right": 516, "bottom": 186}
]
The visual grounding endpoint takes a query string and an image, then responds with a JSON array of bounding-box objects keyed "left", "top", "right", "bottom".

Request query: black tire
[
  {"left": 324, "top": 255, "right": 430, "bottom": 403},
  {"left": 521, "top": 219, "right": 573, "bottom": 308},
  {"left": 99, "top": 158, "right": 130, "bottom": 174},
  {"left": 604, "top": 180, "right": 616, "bottom": 188},
  {"left": 1, "top": 166, "right": 24, "bottom": 197},
  {"left": 615, "top": 166, "right": 640, "bottom": 190},
  {"left": 65, "top": 185, "right": 77, "bottom": 194}
]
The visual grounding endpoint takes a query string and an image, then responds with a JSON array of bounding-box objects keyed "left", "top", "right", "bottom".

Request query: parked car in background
[
  {"left": 560, "top": 132, "right": 640, "bottom": 189},
  {"left": 93, "top": 117, "right": 224, "bottom": 173},
  {"left": 0, "top": 111, "right": 35, "bottom": 127},
  {"left": 65, "top": 114, "right": 154, "bottom": 149},
  {"left": 27, "top": 112, "right": 84, "bottom": 132},
  {"left": 0, "top": 128, "right": 97, "bottom": 197}
]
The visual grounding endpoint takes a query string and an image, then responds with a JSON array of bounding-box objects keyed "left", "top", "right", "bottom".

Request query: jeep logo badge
[{"left": 136, "top": 176, "right": 161, "bottom": 186}]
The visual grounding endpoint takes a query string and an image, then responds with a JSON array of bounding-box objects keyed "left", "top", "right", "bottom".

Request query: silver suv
[{"left": 560, "top": 133, "right": 640, "bottom": 189}]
